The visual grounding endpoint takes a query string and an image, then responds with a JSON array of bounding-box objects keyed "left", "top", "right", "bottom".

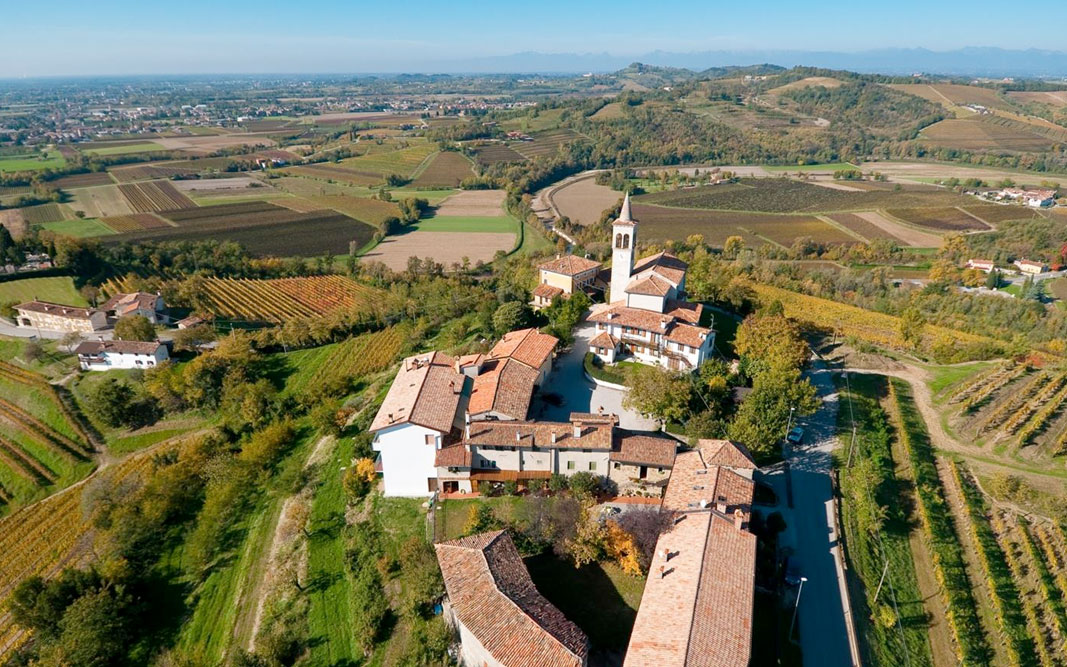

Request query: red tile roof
[
  {"left": 625, "top": 443, "right": 757, "bottom": 667},
  {"left": 632, "top": 251, "right": 688, "bottom": 285},
  {"left": 490, "top": 328, "right": 558, "bottom": 372},
  {"left": 589, "top": 330, "right": 619, "bottom": 349},
  {"left": 435, "top": 444, "right": 472, "bottom": 468},
  {"left": 666, "top": 323, "right": 711, "bottom": 348},
  {"left": 14, "top": 301, "right": 99, "bottom": 320},
  {"left": 370, "top": 351, "right": 465, "bottom": 433},
  {"left": 436, "top": 531, "right": 589, "bottom": 667},
  {"left": 626, "top": 274, "right": 674, "bottom": 296},
  {"left": 538, "top": 255, "right": 602, "bottom": 276},
  {"left": 469, "top": 358, "right": 538, "bottom": 420},
  {"left": 532, "top": 283, "right": 565, "bottom": 300},
  {"left": 611, "top": 431, "right": 678, "bottom": 468},
  {"left": 464, "top": 420, "right": 613, "bottom": 450},
  {"left": 698, "top": 439, "right": 757, "bottom": 471},
  {"left": 100, "top": 291, "right": 160, "bottom": 316}
]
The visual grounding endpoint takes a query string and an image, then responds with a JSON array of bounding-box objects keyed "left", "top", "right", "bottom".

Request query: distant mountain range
[{"left": 424, "top": 48, "right": 1067, "bottom": 79}]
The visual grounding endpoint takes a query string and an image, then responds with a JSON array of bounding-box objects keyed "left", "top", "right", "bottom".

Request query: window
[
  {"left": 567, "top": 460, "right": 575, "bottom": 470},
  {"left": 613, "top": 462, "right": 621, "bottom": 470},
  {"left": 589, "top": 461, "right": 597, "bottom": 471}
]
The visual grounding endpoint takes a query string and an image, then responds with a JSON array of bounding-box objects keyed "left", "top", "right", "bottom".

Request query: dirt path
[
  {"left": 936, "top": 456, "right": 1013, "bottom": 667},
  {"left": 243, "top": 435, "right": 334, "bottom": 650}
]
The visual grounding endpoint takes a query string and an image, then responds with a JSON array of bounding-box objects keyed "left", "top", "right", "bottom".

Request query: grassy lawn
[
  {"left": 583, "top": 352, "right": 627, "bottom": 386},
  {"left": 435, "top": 496, "right": 521, "bottom": 541},
  {"left": 307, "top": 436, "right": 356, "bottom": 664},
  {"left": 391, "top": 188, "right": 457, "bottom": 204},
  {"left": 924, "top": 361, "right": 996, "bottom": 400},
  {"left": 517, "top": 221, "right": 554, "bottom": 255},
  {"left": 525, "top": 554, "right": 645, "bottom": 651},
  {"left": 706, "top": 306, "right": 740, "bottom": 357},
  {"left": 0, "top": 276, "right": 87, "bottom": 306},
  {"left": 108, "top": 424, "right": 202, "bottom": 455},
  {"left": 413, "top": 214, "right": 518, "bottom": 234},
  {"left": 83, "top": 142, "right": 166, "bottom": 156},
  {"left": 0, "top": 151, "right": 66, "bottom": 173},
  {"left": 39, "top": 218, "right": 117, "bottom": 238}
]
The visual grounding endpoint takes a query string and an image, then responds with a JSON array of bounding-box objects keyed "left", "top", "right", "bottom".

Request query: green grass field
[
  {"left": 390, "top": 188, "right": 457, "bottom": 204},
  {"left": 413, "top": 215, "right": 518, "bottom": 233},
  {"left": 0, "top": 276, "right": 87, "bottom": 306},
  {"left": 82, "top": 142, "right": 167, "bottom": 156},
  {"left": 39, "top": 218, "right": 117, "bottom": 238},
  {"left": 0, "top": 151, "right": 66, "bottom": 173},
  {"left": 307, "top": 436, "right": 356, "bottom": 663}
]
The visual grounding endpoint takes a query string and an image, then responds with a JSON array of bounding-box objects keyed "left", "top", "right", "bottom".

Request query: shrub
[
  {"left": 548, "top": 473, "right": 569, "bottom": 493},
  {"left": 568, "top": 472, "right": 598, "bottom": 499}
]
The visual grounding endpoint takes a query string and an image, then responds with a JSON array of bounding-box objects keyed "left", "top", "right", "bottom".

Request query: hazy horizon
[{"left": 5, "top": 0, "right": 1067, "bottom": 78}]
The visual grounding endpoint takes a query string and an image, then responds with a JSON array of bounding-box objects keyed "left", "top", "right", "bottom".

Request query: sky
[{"left": 4, "top": 0, "right": 1066, "bottom": 77}]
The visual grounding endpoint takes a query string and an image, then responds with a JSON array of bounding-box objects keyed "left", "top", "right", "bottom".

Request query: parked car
[{"left": 787, "top": 427, "right": 805, "bottom": 444}]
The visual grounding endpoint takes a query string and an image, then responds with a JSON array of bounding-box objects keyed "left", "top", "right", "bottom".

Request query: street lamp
[
  {"left": 790, "top": 576, "right": 808, "bottom": 641},
  {"left": 785, "top": 405, "right": 796, "bottom": 442}
]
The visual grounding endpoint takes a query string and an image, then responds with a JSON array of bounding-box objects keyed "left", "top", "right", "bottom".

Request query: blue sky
[{"left": 3, "top": 0, "right": 1064, "bottom": 76}]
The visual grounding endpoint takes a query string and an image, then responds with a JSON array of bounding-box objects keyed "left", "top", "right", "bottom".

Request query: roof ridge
[
  {"left": 681, "top": 511, "right": 716, "bottom": 666},
  {"left": 478, "top": 535, "right": 585, "bottom": 662}
]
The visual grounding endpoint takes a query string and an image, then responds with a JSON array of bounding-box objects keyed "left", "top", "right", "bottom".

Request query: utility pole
[
  {"left": 790, "top": 576, "right": 808, "bottom": 641},
  {"left": 873, "top": 559, "right": 889, "bottom": 603}
]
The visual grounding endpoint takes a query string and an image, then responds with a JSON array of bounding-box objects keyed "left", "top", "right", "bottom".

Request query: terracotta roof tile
[
  {"left": 588, "top": 303, "right": 710, "bottom": 340},
  {"left": 435, "top": 444, "right": 472, "bottom": 468},
  {"left": 14, "top": 301, "right": 99, "bottom": 320},
  {"left": 538, "top": 255, "right": 602, "bottom": 276},
  {"left": 469, "top": 358, "right": 537, "bottom": 420},
  {"left": 490, "top": 328, "right": 558, "bottom": 371},
  {"left": 436, "top": 531, "right": 588, "bottom": 666},
  {"left": 532, "top": 283, "right": 565, "bottom": 299},
  {"left": 626, "top": 274, "right": 674, "bottom": 296},
  {"left": 464, "top": 420, "right": 613, "bottom": 450},
  {"left": 589, "top": 331, "right": 619, "bottom": 349},
  {"left": 370, "top": 351, "right": 465, "bottom": 433},
  {"left": 611, "top": 431, "right": 677, "bottom": 467},
  {"left": 666, "top": 323, "right": 711, "bottom": 348},
  {"left": 75, "top": 340, "right": 164, "bottom": 356},
  {"left": 698, "top": 439, "right": 757, "bottom": 470},
  {"left": 100, "top": 292, "right": 159, "bottom": 315},
  {"left": 632, "top": 251, "right": 688, "bottom": 285}
]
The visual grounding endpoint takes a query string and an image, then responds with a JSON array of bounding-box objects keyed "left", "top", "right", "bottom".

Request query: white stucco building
[
  {"left": 587, "top": 194, "right": 715, "bottom": 371},
  {"left": 74, "top": 339, "right": 169, "bottom": 371},
  {"left": 14, "top": 301, "right": 107, "bottom": 333}
]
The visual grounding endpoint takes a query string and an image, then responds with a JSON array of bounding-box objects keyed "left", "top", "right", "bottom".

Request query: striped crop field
[{"left": 200, "top": 275, "right": 387, "bottom": 323}]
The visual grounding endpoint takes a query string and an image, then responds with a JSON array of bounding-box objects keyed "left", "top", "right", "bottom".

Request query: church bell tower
[{"left": 609, "top": 192, "right": 637, "bottom": 303}]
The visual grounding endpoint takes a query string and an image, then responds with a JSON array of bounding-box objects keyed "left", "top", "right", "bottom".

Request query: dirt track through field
[
  {"left": 550, "top": 175, "right": 620, "bottom": 225},
  {"left": 854, "top": 211, "right": 942, "bottom": 247}
]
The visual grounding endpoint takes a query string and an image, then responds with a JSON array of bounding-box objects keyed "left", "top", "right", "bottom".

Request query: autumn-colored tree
[
  {"left": 604, "top": 520, "right": 642, "bottom": 576},
  {"left": 734, "top": 313, "right": 809, "bottom": 376},
  {"left": 623, "top": 365, "right": 692, "bottom": 425}
]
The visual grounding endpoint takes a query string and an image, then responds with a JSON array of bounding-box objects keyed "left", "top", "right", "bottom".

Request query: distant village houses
[
  {"left": 1014, "top": 258, "right": 1048, "bottom": 275},
  {"left": 995, "top": 187, "right": 1057, "bottom": 208}
]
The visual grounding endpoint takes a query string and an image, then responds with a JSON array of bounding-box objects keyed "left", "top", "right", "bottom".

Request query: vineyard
[
  {"left": 282, "top": 324, "right": 410, "bottom": 396},
  {"left": 749, "top": 283, "right": 1006, "bottom": 363},
  {"left": 942, "top": 362, "right": 1067, "bottom": 458},
  {"left": 19, "top": 203, "right": 67, "bottom": 225},
  {"left": 108, "top": 164, "right": 198, "bottom": 183},
  {"left": 410, "top": 151, "right": 474, "bottom": 187},
  {"left": 200, "top": 275, "right": 386, "bottom": 323},
  {"left": 0, "top": 361, "right": 94, "bottom": 507},
  {"left": 0, "top": 442, "right": 174, "bottom": 660},
  {"left": 882, "top": 207, "right": 988, "bottom": 231},
  {"left": 118, "top": 181, "right": 195, "bottom": 212}
]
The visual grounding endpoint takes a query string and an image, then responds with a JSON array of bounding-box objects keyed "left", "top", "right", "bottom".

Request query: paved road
[
  {"left": 777, "top": 359, "right": 857, "bottom": 666},
  {"left": 534, "top": 322, "right": 657, "bottom": 431}
]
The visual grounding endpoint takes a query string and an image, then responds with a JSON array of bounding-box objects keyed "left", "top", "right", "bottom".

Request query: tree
[
  {"left": 463, "top": 503, "right": 499, "bottom": 535},
  {"left": 492, "top": 300, "right": 531, "bottom": 335},
  {"left": 59, "top": 331, "right": 83, "bottom": 351},
  {"left": 113, "top": 314, "right": 155, "bottom": 342},
  {"left": 723, "top": 235, "right": 745, "bottom": 259},
  {"left": 85, "top": 377, "right": 159, "bottom": 428},
  {"left": 727, "top": 365, "right": 818, "bottom": 457},
  {"left": 567, "top": 471, "right": 599, "bottom": 499},
  {"left": 36, "top": 587, "right": 131, "bottom": 667},
  {"left": 623, "top": 365, "right": 692, "bottom": 424},
  {"left": 985, "top": 269, "right": 1001, "bottom": 290},
  {"left": 898, "top": 307, "right": 925, "bottom": 350},
  {"left": 733, "top": 313, "right": 808, "bottom": 377},
  {"left": 171, "top": 323, "right": 216, "bottom": 352},
  {"left": 343, "top": 458, "right": 378, "bottom": 500},
  {"left": 604, "top": 520, "right": 642, "bottom": 576},
  {"left": 22, "top": 339, "right": 43, "bottom": 363}
]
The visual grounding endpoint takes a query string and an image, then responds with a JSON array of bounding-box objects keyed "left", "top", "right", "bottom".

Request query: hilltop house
[
  {"left": 624, "top": 438, "right": 758, "bottom": 666},
  {"left": 14, "top": 301, "right": 107, "bottom": 333},
  {"left": 75, "top": 339, "right": 169, "bottom": 371},
  {"left": 433, "top": 412, "right": 677, "bottom": 494},
  {"left": 100, "top": 292, "right": 165, "bottom": 324},
  {"left": 436, "top": 531, "right": 589, "bottom": 667},
  {"left": 1014, "top": 258, "right": 1048, "bottom": 276},
  {"left": 997, "top": 188, "right": 1056, "bottom": 208},
  {"left": 532, "top": 255, "right": 603, "bottom": 309},
  {"left": 586, "top": 194, "right": 715, "bottom": 371}
]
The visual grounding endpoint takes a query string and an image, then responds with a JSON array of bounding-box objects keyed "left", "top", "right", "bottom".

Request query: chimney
[
  {"left": 658, "top": 565, "right": 666, "bottom": 579},
  {"left": 464, "top": 413, "right": 471, "bottom": 439},
  {"left": 551, "top": 432, "right": 558, "bottom": 444},
  {"left": 597, "top": 405, "right": 604, "bottom": 415},
  {"left": 573, "top": 422, "right": 582, "bottom": 439},
  {"left": 516, "top": 431, "right": 522, "bottom": 442},
  {"left": 734, "top": 508, "right": 745, "bottom": 530},
  {"left": 660, "top": 547, "right": 669, "bottom": 561},
  {"left": 716, "top": 501, "right": 727, "bottom": 514},
  {"left": 454, "top": 359, "right": 461, "bottom": 373},
  {"left": 699, "top": 499, "right": 708, "bottom": 510}
]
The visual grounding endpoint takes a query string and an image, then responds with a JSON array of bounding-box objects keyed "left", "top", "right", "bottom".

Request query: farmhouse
[
  {"left": 13, "top": 301, "right": 107, "bottom": 333},
  {"left": 74, "top": 339, "right": 169, "bottom": 371},
  {"left": 436, "top": 531, "right": 590, "bottom": 667},
  {"left": 100, "top": 291, "right": 165, "bottom": 323},
  {"left": 433, "top": 412, "right": 677, "bottom": 494},
  {"left": 587, "top": 194, "right": 715, "bottom": 371},
  {"left": 966, "top": 258, "right": 996, "bottom": 273},
  {"left": 488, "top": 327, "right": 558, "bottom": 384},
  {"left": 532, "top": 255, "right": 603, "bottom": 309},
  {"left": 1014, "top": 258, "right": 1048, "bottom": 275},
  {"left": 997, "top": 188, "right": 1056, "bottom": 208},
  {"left": 624, "top": 438, "right": 758, "bottom": 667}
]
